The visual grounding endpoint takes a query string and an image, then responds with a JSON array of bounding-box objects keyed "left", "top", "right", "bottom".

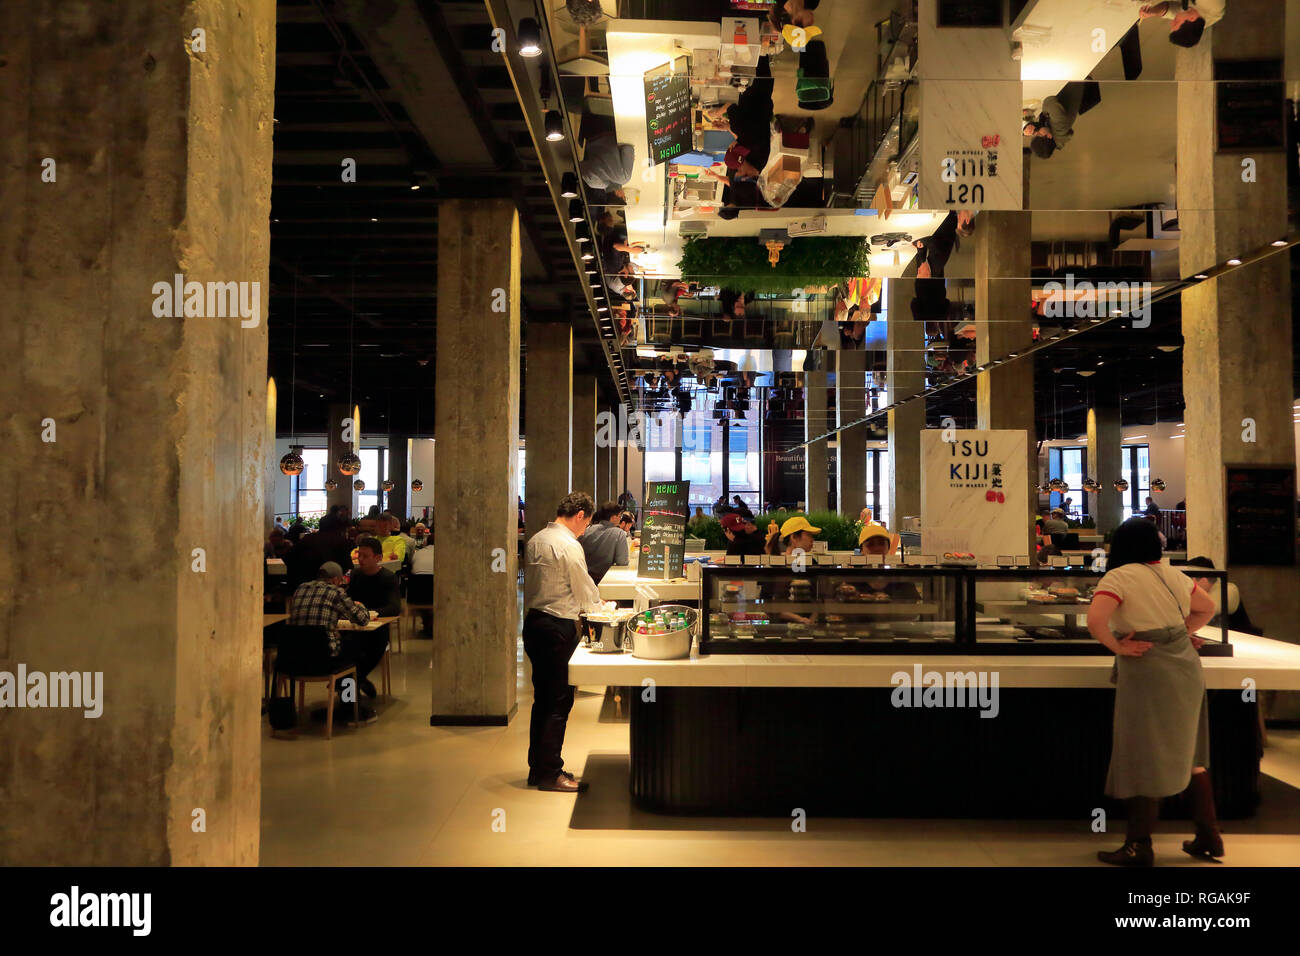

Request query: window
[
  {"left": 644, "top": 413, "right": 676, "bottom": 482},
  {"left": 1121, "top": 445, "right": 1151, "bottom": 521},
  {"left": 295, "top": 447, "right": 330, "bottom": 516},
  {"left": 866, "top": 449, "right": 891, "bottom": 522},
  {"left": 1048, "top": 446, "right": 1086, "bottom": 517}
]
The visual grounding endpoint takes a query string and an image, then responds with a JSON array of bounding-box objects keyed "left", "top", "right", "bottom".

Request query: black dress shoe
[
  {"left": 1182, "top": 832, "right": 1224, "bottom": 861},
  {"left": 1097, "top": 840, "right": 1153, "bottom": 867},
  {"left": 538, "top": 772, "right": 588, "bottom": 793}
]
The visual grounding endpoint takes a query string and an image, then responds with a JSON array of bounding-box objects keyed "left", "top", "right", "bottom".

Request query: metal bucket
[{"left": 627, "top": 605, "right": 696, "bottom": 660}]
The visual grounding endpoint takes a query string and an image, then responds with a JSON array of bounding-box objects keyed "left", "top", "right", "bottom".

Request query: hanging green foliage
[{"left": 677, "top": 236, "right": 869, "bottom": 294}]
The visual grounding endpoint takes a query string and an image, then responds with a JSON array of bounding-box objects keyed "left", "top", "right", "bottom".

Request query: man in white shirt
[
  {"left": 522, "top": 491, "right": 604, "bottom": 792},
  {"left": 1136, "top": 1, "right": 1226, "bottom": 47}
]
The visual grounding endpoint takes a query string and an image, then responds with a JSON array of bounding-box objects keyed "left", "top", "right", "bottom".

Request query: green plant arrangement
[
  {"left": 687, "top": 516, "right": 728, "bottom": 549},
  {"left": 677, "top": 236, "right": 869, "bottom": 295}
]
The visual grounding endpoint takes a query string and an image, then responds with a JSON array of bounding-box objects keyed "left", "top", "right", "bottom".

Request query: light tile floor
[{"left": 261, "top": 623, "right": 1300, "bottom": 866}]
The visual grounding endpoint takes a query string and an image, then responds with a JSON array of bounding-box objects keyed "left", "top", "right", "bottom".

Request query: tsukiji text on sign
[{"left": 920, "top": 429, "right": 1029, "bottom": 561}]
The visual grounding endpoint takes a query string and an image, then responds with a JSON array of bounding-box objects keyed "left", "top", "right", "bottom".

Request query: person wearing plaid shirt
[{"left": 290, "top": 563, "right": 372, "bottom": 656}]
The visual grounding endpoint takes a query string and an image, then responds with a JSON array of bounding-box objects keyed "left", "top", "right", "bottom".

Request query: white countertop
[
  {"left": 569, "top": 630, "right": 1300, "bottom": 690},
  {"left": 598, "top": 566, "right": 701, "bottom": 601}
]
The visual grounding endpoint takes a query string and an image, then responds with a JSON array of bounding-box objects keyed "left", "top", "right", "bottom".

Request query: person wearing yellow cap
[
  {"left": 857, "top": 522, "right": 920, "bottom": 602},
  {"left": 765, "top": 514, "right": 821, "bottom": 557}
]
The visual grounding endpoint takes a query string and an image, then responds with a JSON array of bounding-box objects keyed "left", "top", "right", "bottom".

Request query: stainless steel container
[
  {"left": 586, "top": 609, "right": 636, "bottom": 653},
  {"left": 627, "top": 605, "right": 696, "bottom": 660}
]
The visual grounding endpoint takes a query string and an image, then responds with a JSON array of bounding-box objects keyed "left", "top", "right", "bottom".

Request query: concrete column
[
  {"left": 386, "top": 435, "right": 409, "bottom": 518},
  {"left": 596, "top": 425, "right": 613, "bottom": 505},
  {"left": 975, "top": 212, "right": 1036, "bottom": 560},
  {"left": 1087, "top": 403, "right": 1123, "bottom": 534},
  {"left": 887, "top": 278, "right": 924, "bottom": 530},
  {"left": 572, "top": 375, "right": 597, "bottom": 499},
  {"left": 525, "top": 324, "right": 573, "bottom": 539},
  {"left": 327, "top": 402, "right": 357, "bottom": 518},
  {"left": 1177, "top": 3, "right": 1297, "bottom": 642},
  {"left": 0, "top": 0, "right": 273, "bottom": 865},
  {"left": 432, "top": 200, "right": 521, "bottom": 724},
  {"left": 804, "top": 370, "right": 830, "bottom": 511},
  {"left": 836, "top": 350, "right": 868, "bottom": 516}
]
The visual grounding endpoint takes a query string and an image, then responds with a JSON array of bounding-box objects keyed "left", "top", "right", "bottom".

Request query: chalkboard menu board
[
  {"left": 638, "top": 480, "right": 691, "bottom": 579},
  {"left": 644, "top": 60, "right": 691, "bottom": 166},
  {"left": 1225, "top": 466, "right": 1296, "bottom": 566}
]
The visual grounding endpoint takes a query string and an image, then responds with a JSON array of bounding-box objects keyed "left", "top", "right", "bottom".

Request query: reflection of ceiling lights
[{"left": 1226, "top": 258, "right": 1242, "bottom": 266}]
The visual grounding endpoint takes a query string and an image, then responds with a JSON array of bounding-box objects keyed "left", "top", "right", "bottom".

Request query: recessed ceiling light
[
  {"left": 370, "top": 217, "right": 379, "bottom": 222},
  {"left": 1272, "top": 240, "right": 1287, "bottom": 247},
  {"left": 1193, "top": 273, "right": 1208, "bottom": 279},
  {"left": 1226, "top": 258, "right": 1242, "bottom": 266}
]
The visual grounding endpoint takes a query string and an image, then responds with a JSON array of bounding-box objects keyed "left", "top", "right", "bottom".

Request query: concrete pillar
[
  {"left": 804, "top": 370, "right": 830, "bottom": 511},
  {"left": 975, "top": 212, "right": 1036, "bottom": 560},
  {"left": 386, "top": 435, "right": 409, "bottom": 518},
  {"left": 572, "top": 375, "right": 597, "bottom": 499},
  {"left": 1177, "top": 2, "right": 1297, "bottom": 642},
  {"left": 596, "top": 426, "right": 613, "bottom": 505},
  {"left": 432, "top": 200, "right": 521, "bottom": 724},
  {"left": 836, "top": 350, "right": 868, "bottom": 516},
  {"left": 1087, "top": 403, "right": 1123, "bottom": 534},
  {"left": 327, "top": 402, "right": 357, "bottom": 518},
  {"left": 0, "top": 0, "right": 273, "bottom": 865},
  {"left": 525, "top": 324, "right": 573, "bottom": 539},
  {"left": 887, "top": 278, "right": 924, "bottom": 530}
]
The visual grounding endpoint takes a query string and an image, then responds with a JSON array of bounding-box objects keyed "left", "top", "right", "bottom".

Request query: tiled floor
[{"left": 260, "top": 623, "right": 1300, "bottom": 866}]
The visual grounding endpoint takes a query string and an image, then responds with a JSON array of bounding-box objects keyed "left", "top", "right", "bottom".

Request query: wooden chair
[{"left": 273, "top": 625, "right": 361, "bottom": 739}]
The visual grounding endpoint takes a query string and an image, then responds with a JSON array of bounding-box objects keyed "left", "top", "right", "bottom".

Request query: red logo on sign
[{"left": 981, "top": 134, "right": 1000, "bottom": 148}]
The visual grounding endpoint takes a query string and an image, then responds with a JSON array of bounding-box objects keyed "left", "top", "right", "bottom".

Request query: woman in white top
[{"left": 1087, "top": 517, "right": 1219, "bottom": 866}]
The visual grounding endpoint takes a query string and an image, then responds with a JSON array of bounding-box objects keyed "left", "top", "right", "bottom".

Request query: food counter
[{"left": 569, "top": 566, "right": 1294, "bottom": 818}]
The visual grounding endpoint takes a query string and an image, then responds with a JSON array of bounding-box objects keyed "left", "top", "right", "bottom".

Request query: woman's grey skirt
[{"left": 1105, "top": 625, "right": 1210, "bottom": 799}]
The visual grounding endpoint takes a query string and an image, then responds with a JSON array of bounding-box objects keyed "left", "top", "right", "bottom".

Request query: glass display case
[
  {"left": 699, "top": 566, "right": 1234, "bottom": 655},
  {"left": 966, "top": 567, "right": 1232, "bottom": 655},
  {"left": 700, "top": 566, "right": 963, "bottom": 654}
]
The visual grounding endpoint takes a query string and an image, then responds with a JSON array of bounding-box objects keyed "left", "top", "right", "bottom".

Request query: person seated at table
[
  {"left": 1184, "top": 556, "right": 1261, "bottom": 635},
  {"left": 286, "top": 513, "right": 354, "bottom": 589},
  {"left": 722, "top": 512, "right": 766, "bottom": 556},
  {"left": 398, "top": 519, "right": 418, "bottom": 557},
  {"left": 409, "top": 542, "right": 434, "bottom": 637},
  {"left": 855, "top": 522, "right": 922, "bottom": 601},
  {"left": 265, "top": 527, "right": 293, "bottom": 559},
  {"left": 348, "top": 537, "right": 402, "bottom": 617},
  {"left": 288, "top": 561, "right": 378, "bottom": 702},
  {"left": 376, "top": 513, "right": 407, "bottom": 563},
  {"left": 618, "top": 511, "right": 636, "bottom": 535},
  {"left": 579, "top": 501, "right": 630, "bottom": 586}
]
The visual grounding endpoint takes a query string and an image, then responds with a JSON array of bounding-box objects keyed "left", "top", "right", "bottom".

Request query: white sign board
[{"left": 921, "top": 429, "right": 1029, "bottom": 562}]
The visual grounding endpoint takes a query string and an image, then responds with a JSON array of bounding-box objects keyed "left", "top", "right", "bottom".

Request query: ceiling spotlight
[
  {"left": 517, "top": 18, "right": 542, "bottom": 57},
  {"left": 575, "top": 222, "right": 592, "bottom": 243},
  {"left": 581, "top": 249, "right": 594, "bottom": 260},
  {"left": 1226, "top": 258, "right": 1242, "bottom": 266},
  {"left": 568, "top": 198, "right": 584, "bottom": 223},
  {"left": 1077, "top": 370, "right": 1095, "bottom": 377},
  {"left": 597, "top": 305, "right": 608, "bottom": 313},
  {"left": 1271, "top": 239, "right": 1287, "bottom": 247},
  {"left": 409, "top": 173, "right": 422, "bottom": 191},
  {"left": 1156, "top": 345, "right": 1180, "bottom": 352},
  {"left": 1193, "top": 273, "right": 1208, "bottom": 279},
  {"left": 370, "top": 217, "right": 379, "bottom": 222},
  {"left": 544, "top": 110, "right": 564, "bottom": 142},
  {"left": 560, "top": 172, "right": 579, "bottom": 198}
]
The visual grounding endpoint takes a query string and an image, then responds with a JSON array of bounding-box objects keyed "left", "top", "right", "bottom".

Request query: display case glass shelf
[{"left": 698, "top": 566, "right": 1233, "bottom": 655}]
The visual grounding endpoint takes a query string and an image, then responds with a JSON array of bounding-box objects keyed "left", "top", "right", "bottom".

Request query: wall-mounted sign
[
  {"left": 921, "top": 429, "right": 1029, "bottom": 561},
  {"left": 1225, "top": 466, "right": 1296, "bottom": 566}
]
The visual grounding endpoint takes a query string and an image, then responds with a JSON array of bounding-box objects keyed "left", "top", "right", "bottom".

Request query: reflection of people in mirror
[
  {"left": 1023, "top": 80, "right": 1102, "bottom": 159},
  {"left": 1134, "top": 1, "right": 1225, "bottom": 47}
]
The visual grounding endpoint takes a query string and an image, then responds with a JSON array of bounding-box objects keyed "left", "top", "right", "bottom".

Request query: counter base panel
[{"left": 629, "top": 687, "right": 1260, "bottom": 818}]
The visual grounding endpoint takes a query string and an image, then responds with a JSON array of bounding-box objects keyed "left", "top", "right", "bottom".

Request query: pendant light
[
  {"left": 1114, "top": 478, "right": 1129, "bottom": 492},
  {"left": 560, "top": 172, "right": 579, "bottom": 198},
  {"left": 324, "top": 478, "right": 339, "bottom": 492},
  {"left": 411, "top": 384, "right": 424, "bottom": 493},
  {"left": 338, "top": 259, "right": 361, "bottom": 477},
  {"left": 382, "top": 479, "right": 395, "bottom": 492},
  {"left": 517, "top": 18, "right": 542, "bottom": 57},
  {"left": 353, "top": 479, "right": 366, "bottom": 491},
  {"left": 280, "top": 273, "right": 306, "bottom": 476},
  {"left": 1151, "top": 478, "right": 1166, "bottom": 492},
  {"left": 544, "top": 110, "right": 564, "bottom": 142}
]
